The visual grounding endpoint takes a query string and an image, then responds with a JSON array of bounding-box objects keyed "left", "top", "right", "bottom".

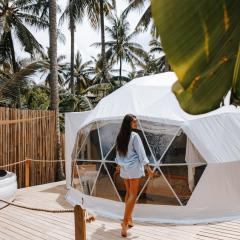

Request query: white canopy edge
[{"left": 65, "top": 111, "right": 91, "bottom": 189}]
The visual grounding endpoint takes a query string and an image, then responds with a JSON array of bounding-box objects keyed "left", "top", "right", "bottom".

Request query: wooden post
[
  {"left": 25, "top": 159, "right": 31, "bottom": 187},
  {"left": 74, "top": 205, "right": 86, "bottom": 240}
]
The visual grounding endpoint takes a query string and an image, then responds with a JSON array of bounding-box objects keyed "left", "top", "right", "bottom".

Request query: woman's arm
[
  {"left": 133, "top": 133, "right": 154, "bottom": 177},
  {"left": 133, "top": 133, "right": 149, "bottom": 165},
  {"left": 144, "top": 164, "right": 154, "bottom": 177}
]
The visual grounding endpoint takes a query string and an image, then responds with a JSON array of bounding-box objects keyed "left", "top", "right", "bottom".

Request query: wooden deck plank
[
  {"left": 0, "top": 210, "right": 74, "bottom": 238},
  {"left": 0, "top": 180, "right": 240, "bottom": 240}
]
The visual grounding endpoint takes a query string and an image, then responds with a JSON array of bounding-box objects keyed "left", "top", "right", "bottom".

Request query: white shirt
[{"left": 115, "top": 132, "right": 149, "bottom": 179}]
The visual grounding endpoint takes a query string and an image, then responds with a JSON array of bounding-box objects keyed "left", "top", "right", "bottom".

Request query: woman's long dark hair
[{"left": 116, "top": 114, "right": 136, "bottom": 156}]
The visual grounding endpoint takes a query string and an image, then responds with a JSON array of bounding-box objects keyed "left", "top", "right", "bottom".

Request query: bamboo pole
[
  {"left": 25, "top": 159, "right": 31, "bottom": 187},
  {"left": 74, "top": 205, "right": 86, "bottom": 240}
]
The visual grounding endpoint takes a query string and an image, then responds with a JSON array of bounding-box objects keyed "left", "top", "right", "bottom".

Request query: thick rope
[
  {"left": 0, "top": 202, "right": 10, "bottom": 211},
  {"left": 0, "top": 199, "right": 96, "bottom": 222},
  {"left": 0, "top": 199, "right": 73, "bottom": 213}
]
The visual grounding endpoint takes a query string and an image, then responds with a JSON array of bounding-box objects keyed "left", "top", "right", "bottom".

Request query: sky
[{"left": 24, "top": 0, "right": 151, "bottom": 69}]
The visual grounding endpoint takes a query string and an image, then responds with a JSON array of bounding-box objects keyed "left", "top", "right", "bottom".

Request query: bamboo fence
[{"left": 0, "top": 107, "right": 65, "bottom": 188}]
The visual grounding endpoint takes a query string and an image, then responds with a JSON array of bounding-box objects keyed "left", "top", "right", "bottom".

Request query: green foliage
[
  {"left": 93, "top": 12, "right": 146, "bottom": 78},
  {"left": 64, "top": 51, "right": 94, "bottom": 93},
  {"left": 60, "top": 0, "right": 115, "bottom": 29},
  {"left": 0, "top": 0, "right": 171, "bottom": 112},
  {"left": 22, "top": 86, "right": 49, "bottom": 109},
  {"left": 37, "top": 50, "right": 68, "bottom": 87},
  {"left": 124, "top": 0, "right": 155, "bottom": 35},
  {"left": 59, "top": 92, "right": 92, "bottom": 112},
  {"left": 0, "top": 60, "right": 44, "bottom": 107},
  {"left": 0, "top": 0, "right": 48, "bottom": 63},
  {"left": 152, "top": 0, "right": 240, "bottom": 114}
]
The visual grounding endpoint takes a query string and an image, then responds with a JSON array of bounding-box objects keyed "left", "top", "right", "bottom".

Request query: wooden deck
[{"left": 1, "top": 181, "right": 240, "bottom": 240}]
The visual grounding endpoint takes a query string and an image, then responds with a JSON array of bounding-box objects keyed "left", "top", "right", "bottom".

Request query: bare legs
[
  {"left": 124, "top": 179, "right": 130, "bottom": 203},
  {"left": 121, "top": 178, "right": 140, "bottom": 237}
]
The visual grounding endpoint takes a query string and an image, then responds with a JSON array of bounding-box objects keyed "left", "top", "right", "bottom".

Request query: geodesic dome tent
[{"left": 65, "top": 72, "right": 240, "bottom": 224}]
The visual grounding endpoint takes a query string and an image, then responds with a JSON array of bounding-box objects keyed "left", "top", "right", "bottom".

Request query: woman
[{"left": 115, "top": 114, "right": 153, "bottom": 237}]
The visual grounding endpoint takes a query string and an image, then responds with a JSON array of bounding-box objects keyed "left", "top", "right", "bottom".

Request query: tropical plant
[
  {"left": 59, "top": 0, "right": 86, "bottom": 94},
  {"left": 22, "top": 85, "right": 49, "bottom": 110},
  {"left": 0, "top": 0, "right": 49, "bottom": 107},
  {"left": 0, "top": 0, "right": 48, "bottom": 71},
  {"left": 152, "top": 0, "right": 240, "bottom": 114},
  {"left": 93, "top": 12, "right": 146, "bottom": 83},
  {"left": 0, "top": 60, "right": 42, "bottom": 107},
  {"left": 59, "top": 92, "right": 92, "bottom": 113},
  {"left": 37, "top": 51, "right": 67, "bottom": 87},
  {"left": 64, "top": 51, "right": 94, "bottom": 94},
  {"left": 49, "top": 0, "right": 64, "bottom": 180},
  {"left": 149, "top": 38, "right": 168, "bottom": 71},
  {"left": 136, "top": 52, "right": 159, "bottom": 77},
  {"left": 84, "top": 82, "right": 114, "bottom": 105},
  {"left": 128, "top": 70, "right": 139, "bottom": 80},
  {"left": 90, "top": 54, "right": 113, "bottom": 84},
  {"left": 98, "top": 0, "right": 116, "bottom": 82},
  {"left": 124, "top": 0, "right": 156, "bottom": 35},
  {"left": 60, "top": 0, "right": 115, "bottom": 93}
]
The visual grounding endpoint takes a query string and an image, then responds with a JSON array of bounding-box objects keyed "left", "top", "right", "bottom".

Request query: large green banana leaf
[{"left": 152, "top": 0, "right": 240, "bottom": 114}]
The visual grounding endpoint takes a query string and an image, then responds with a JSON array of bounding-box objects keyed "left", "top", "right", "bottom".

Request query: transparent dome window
[{"left": 72, "top": 119, "right": 207, "bottom": 206}]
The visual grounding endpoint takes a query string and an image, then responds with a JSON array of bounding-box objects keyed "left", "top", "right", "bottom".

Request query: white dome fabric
[
  {"left": 78, "top": 72, "right": 240, "bottom": 164},
  {"left": 80, "top": 72, "right": 188, "bottom": 126},
  {"left": 65, "top": 72, "right": 240, "bottom": 224}
]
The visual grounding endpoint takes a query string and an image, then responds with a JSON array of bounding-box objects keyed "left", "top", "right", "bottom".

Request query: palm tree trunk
[
  {"left": 9, "top": 31, "right": 21, "bottom": 108},
  {"left": 165, "top": 56, "right": 171, "bottom": 71},
  {"left": 49, "top": 0, "right": 65, "bottom": 181},
  {"left": 119, "top": 55, "right": 122, "bottom": 85},
  {"left": 76, "top": 77, "right": 80, "bottom": 95},
  {"left": 70, "top": 11, "right": 75, "bottom": 95},
  {"left": 100, "top": 0, "right": 107, "bottom": 83}
]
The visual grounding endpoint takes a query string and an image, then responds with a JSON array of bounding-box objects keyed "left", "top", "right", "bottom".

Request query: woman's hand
[
  {"left": 116, "top": 165, "right": 121, "bottom": 174},
  {"left": 145, "top": 165, "right": 154, "bottom": 178}
]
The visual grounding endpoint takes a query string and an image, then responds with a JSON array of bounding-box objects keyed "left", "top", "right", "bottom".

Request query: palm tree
[
  {"left": 59, "top": 91, "right": 92, "bottom": 113},
  {"left": 49, "top": 0, "right": 64, "bottom": 180},
  {"left": 91, "top": 54, "right": 113, "bottom": 84},
  {"left": 59, "top": 0, "right": 86, "bottom": 94},
  {"left": 99, "top": 0, "right": 115, "bottom": 82},
  {"left": 0, "top": 0, "right": 48, "bottom": 70},
  {"left": 0, "top": 0, "right": 48, "bottom": 107},
  {"left": 124, "top": 0, "right": 155, "bottom": 35},
  {"left": 136, "top": 52, "right": 159, "bottom": 76},
  {"left": 0, "top": 60, "right": 43, "bottom": 107},
  {"left": 93, "top": 13, "right": 146, "bottom": 83},
  {"left": 60, "top": 0, "right": 115, "bottom": 93},
  {"left": 149, "top": 38, "right": 170, "bottom": 71},
  {"left": 38, "top": 51, "right": 67, "bottom": 87},
  {"left": 64, "top": 51, "right": 94, "bottom": 94}
]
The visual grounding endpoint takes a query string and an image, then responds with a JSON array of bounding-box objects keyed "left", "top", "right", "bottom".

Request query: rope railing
[
  {"left": 0, "top": 199, "right": 95, "bottom": 240},
  {"left": 0, "top": 114, "right": 55, "bottom": 126},
  {"left": 0, "top": 158, "right": 66, "bottom": 187},
  {"left": 0, "top": 158, "right": 65, "bottom": 168},
  {"left": 0, "top": 160, "right": 27, "bottom": 168},
  {"left": 0, "top": 198, "right": 73, "bottom": 213},
  {"left": 30, "top": 159, "right": 66, "bottom": 163},
  {"left": 0, "top": 158, "right": 95, "bottom": 240}
]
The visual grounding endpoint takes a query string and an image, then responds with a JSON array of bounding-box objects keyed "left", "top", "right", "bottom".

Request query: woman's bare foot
[
  {"left": 128, "top": 219, "right": 134, "bottom": 228},
  {"left": 121, "top": 222, "right": 128, "bottom": 237}
]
